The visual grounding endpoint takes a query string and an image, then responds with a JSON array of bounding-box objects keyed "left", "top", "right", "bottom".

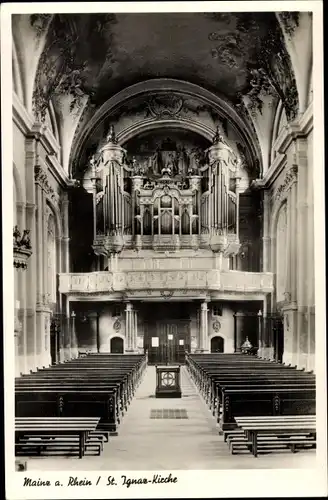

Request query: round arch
[
  {"left": 118, "top": 119, "right": 215, "bottom": 145},
  {"left": 45, "top": 197, "right": 62, "bottom": 239},
  {"left": 70, "top": 78, "right": 262, "bottom": 177},
  {"left": 270, "top": 196, "right": 289, "bottom": 308}
]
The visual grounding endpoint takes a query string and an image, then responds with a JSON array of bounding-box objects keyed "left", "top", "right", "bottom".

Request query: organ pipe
[{"left": 91, "top": 125, "right": 240, "bottom": 256}]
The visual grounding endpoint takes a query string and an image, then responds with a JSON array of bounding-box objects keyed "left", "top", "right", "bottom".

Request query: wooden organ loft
[{"left": 88, "top": 126, "right": 241, "bottom": 258}]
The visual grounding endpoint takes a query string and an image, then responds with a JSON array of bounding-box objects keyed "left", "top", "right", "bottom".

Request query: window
[
  {"left": 212, "top": 305, "right": 222, "bottom": 317},
  {"left": 112, "top": 305, "right": 121, "bottom": 317}
]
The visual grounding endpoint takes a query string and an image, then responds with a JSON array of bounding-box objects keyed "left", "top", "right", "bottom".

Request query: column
[
  {"left": 41, "top": 202, "right": 51, "bottom": 368},
  {"left": 287, "top": 180, "right": 299, "bottom": 366},
  {"left": 307, "top": 138, "right": 315, "bottom": 372},
  {"left": 70, "top": 311, "right": 78, "bottom": 358},
  {"left": 233, "top": 312, "right": 244, "bottom": 352},
  {"left": 295, "top": 140, "right": 310, "bottom": 369},
  {"left": 14, "top": 300, "right": 22, "bottom": 377},
  {"left": 262, "top": 190, "right": 270, "bottom": 272},
  {"left": 199, "top": 301, "right": 209, "bottom": 353},
  {"left": 133, "top": 309, "right": 138, "bottom": 351},
  {"left": 88, "top": 312, "right": 100, "bottom": 353},
  {"left": 261, "top": 299, "right": 271, "bottom": 359},
  {"left": 22, "top": 202, "right": 37, "bottom": 373},
  {"left": 35, "top": 180, "right": 45, "bottom": 368},
  {"left": 61, "top": 191, "right": 70, "bottom": 274},
  {"left": 125, "top": 302, "right": 133, "bottom": 352},
  {"left": 257, "top": 309, "right": 263, "bottom": 354},
  {"left": 63, "top": 298, "right": 71, "bottom": 360}
]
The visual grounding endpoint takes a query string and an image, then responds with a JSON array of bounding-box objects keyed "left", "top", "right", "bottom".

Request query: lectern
[{"left": 155, "top": 365, "right": 182, "bottom": 398}]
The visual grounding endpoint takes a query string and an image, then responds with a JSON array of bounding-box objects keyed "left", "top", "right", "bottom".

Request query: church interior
[{"left": 11, "top": 11, "right": 318, "bottom": 470}]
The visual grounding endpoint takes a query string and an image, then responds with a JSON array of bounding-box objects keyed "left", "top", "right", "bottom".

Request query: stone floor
[{"left": 24, "top": 366, "right": 316, "bottom": 471}]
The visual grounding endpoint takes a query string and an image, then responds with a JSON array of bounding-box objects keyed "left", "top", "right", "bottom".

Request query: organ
[{"left": 89, "top": 125, "right": 241, "bottom": 257}]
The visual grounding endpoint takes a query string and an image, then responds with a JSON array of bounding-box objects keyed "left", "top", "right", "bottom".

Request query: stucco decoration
[
  {"left": 113, "top": 319, "right": 121, "bottom": 332},
  {"left": 277, "top": 12, "right": 300, "bottom": 39},
  {"left": 32, "top": 14, "right": 118, "bottom": 120},
  {"left": 213, "top": 320, "right": 221, "bottom": 332}
]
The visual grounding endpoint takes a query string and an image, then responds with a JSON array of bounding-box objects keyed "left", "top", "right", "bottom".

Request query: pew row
[
  {"left": 15, "top": 354, "right": 147, "bottom": 436},
  {"left": 186, "top": 353, "right": 316, "bottom": 432}
]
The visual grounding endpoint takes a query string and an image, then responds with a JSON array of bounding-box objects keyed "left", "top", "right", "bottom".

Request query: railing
[{"left": 59, "top": 270, "right": 273, "bottom": 294}]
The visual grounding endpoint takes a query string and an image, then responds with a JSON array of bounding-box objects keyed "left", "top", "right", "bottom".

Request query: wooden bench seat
[
  {"left": 234, "top": 415, "right": 316, "bottom": 457},
  {"left": 15, "top": 417, "right": 100, "bottom": 458}
]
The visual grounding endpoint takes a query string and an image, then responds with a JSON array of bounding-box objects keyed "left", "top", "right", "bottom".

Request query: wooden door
[
  {"left": 110, "top": 336, "right": 124, "bottom": 354},
  {"left": 143, "top": 304, "right": 191, "bottom": 364}
]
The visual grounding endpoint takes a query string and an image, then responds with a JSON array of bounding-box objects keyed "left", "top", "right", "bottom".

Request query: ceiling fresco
[{"left": 13, "top": 12, "right": 301, "bottom": 176}]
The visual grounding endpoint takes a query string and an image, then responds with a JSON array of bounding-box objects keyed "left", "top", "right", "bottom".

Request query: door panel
[{"left": 145, "top": 319, "right": 190, "bottom": 364}]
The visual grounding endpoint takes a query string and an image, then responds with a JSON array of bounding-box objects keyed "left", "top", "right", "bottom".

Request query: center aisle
[{"left": 99, "top": 365, "right": 231, "bottom": 470}]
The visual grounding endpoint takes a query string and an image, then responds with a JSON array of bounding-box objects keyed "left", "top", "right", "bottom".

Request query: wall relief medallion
[
  {"left": 113, "top": 319, "right": 121, "bottom": 332},
  {"left": 213, "top": 320, "right": 221, "bottom": 332},
  {"left": 160, "top": 290, "right": 174, "bottom": 299}
]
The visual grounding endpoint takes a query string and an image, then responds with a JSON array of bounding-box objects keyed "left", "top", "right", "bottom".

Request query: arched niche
[
  {"left": 210, "top": 336, "right": 224, "bottom": 353},
  {"left": 275, "top": 202, "right": 288, "bottom": 305}
]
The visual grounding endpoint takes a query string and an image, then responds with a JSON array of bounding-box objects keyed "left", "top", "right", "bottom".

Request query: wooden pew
[
  {"left": 16, "top": 354, "right": 146, "bottom": 435},
  {"left": 15, "top": 417, "right": 101, "bottom": 459},
  {"left": 233, "top": 415, "right": 316, "bottom": 457},
  {"left": 186, "top": 353, "right": 316, "bottom": 431}
]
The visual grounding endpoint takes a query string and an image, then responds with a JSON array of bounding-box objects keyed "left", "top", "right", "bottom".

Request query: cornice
[
  {"left": 46, "top": 153, "right": 73, "bottom": 189},
  {"left": 274, "top": 102, "right": 313, "bottom": 155},
  {"left": 13, "top": 92, "right": 62, "bottom": 160},
  {"left": 252, "top": 153, "right": 287, "bottom": 190}
]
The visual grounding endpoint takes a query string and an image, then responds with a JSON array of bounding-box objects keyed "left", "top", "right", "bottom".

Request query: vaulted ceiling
[{"left": 12, "top": 12, "right": 309, "bottom": 176}]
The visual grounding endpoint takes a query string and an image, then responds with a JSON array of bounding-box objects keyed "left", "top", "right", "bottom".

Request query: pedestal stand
[{"left": 155, "top": 365, "right": 182, "bottom": 398}]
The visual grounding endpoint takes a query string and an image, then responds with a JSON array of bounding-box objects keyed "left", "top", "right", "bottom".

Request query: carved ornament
[
  {"left": 160, "top": 290, "right": 174, "bottom": 299},
  {"left": 34, "top": 165, "right": 60, "bottom": 205},
  {"left": 147, "top": 94, "right": 184, "bottom": 119},
  {"left": 273, "top": 166, "right": 298, "bottom": 202},
  {"left": 213, "top": 320, "right": 221, "bottom": 332},
  {"left": 13, "top": 226, "right": 32, "bottom": 270},
  {"left": 113, "top": 319, "right": 121, "bottom": 332}
]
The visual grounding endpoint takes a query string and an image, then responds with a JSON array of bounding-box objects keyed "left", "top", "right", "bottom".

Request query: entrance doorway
[
  {"left": 211, "top": 336, "right": 224, "bottom": 353},
  {"left": 143, "top": 303, "right": 191, "bottom": 364},
  {"left": 110, "top": 336, "right": 124, "bottom": 354}
]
